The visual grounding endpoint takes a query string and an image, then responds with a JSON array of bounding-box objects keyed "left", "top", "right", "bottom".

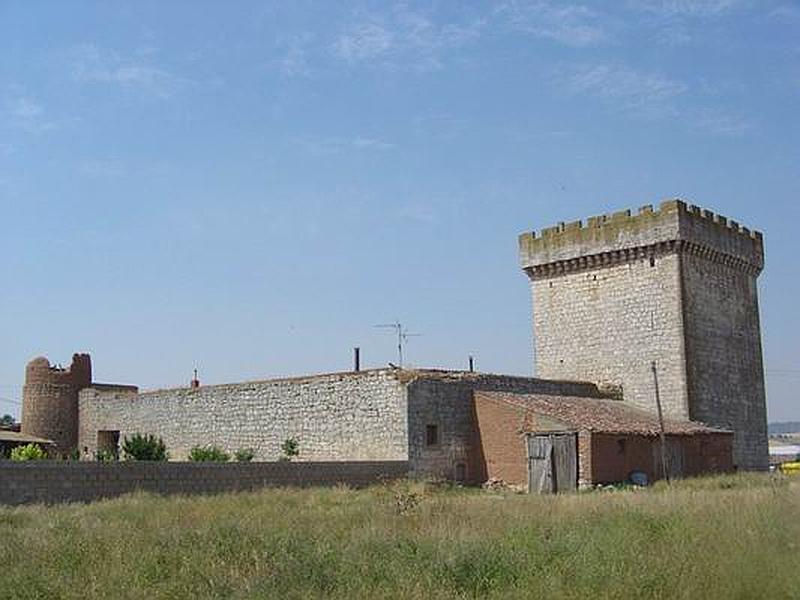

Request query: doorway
[{"left": 528, "top": 433, "right": 578, "bottom": 493}]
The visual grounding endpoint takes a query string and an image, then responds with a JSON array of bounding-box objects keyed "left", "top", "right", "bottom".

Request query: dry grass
[{"left": 1, "top": 473, "right": 797, "bottom": 599}]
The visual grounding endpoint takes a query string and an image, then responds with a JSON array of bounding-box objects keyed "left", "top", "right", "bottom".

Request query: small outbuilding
[
  {"left": 474, "top": 392, "right": 733, "bottom": 492},
  {"left": 0, "top": 430, "right": 54, "bottom": 459}
]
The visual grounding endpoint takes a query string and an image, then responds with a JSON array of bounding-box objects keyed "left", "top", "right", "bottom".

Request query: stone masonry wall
[
  {"left": 404, "top": 372, "right": 603, "bottom": 482},
  {"left": 79, "top": 370, "right": 407, "bottom": 462},
  {"left": 530, "top": 253, "right": 689, "bottom": 419},
  {"left": 519, "top": 199, "right": 768, "bottom": 470},
  {"left": 681, "top": 253, "right": 768, "bottom": 469},
  {"left": 0, "top": 461, "right": 408, "bottom": 506}
]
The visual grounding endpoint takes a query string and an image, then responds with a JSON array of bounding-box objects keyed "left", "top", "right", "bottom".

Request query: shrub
[
  {"left": 10, "top": 443, "right": 46, "bottom": 461},
  {"left": 121, "top": 434, "right": 168, "bottom": 461},
  {"left": 188, "top": 445, "right": 230, "bottom": 462},
  {"left": 234, "top": 448, "right": 255, "bottom": 462},
  {"left": 281, "top": 437, "right": 299, "bottom": 461},
  {"left": 95, "top": 448, "right": 118, "bottom": 462}
]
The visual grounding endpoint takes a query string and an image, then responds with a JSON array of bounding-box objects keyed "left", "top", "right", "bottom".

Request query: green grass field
[{"left": 1, "top": 474, "right": 797, "bottom": 599}]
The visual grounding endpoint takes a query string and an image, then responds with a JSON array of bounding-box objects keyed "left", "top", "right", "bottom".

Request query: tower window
[
  {"left": 649, "top": 257, "right": 656, "bottom": 267},
  {"left": 426, "top": 424, "right": 439, "bottom": 446}
]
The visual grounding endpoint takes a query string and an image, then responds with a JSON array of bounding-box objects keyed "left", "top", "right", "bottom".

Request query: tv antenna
[{"left": 375, "top": 321, "right": 421, "bottom": 368}]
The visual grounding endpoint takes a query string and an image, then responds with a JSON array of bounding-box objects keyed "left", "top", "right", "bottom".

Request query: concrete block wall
[
  {"left": 79, "top": 370, "right": 408, "bottom": 462},
  {"left": 0, "top": 461, "right": 409, "bottom": 506}
]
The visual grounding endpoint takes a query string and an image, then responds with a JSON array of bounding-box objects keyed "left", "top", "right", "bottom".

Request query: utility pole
[
  {"left": 651, "top": 361, "right": 670, "bottom": 483},
  {"left": 375, "top": 321, "right": 420, "bottom": 368}
]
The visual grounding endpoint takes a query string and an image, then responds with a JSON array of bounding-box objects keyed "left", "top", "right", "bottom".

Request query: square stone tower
[{"left": 519, "top": 199, "right": 767, "bottom": 470}]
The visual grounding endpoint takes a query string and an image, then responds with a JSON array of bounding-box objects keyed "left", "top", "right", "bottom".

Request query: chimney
[
  {"left": 354, "top": 347, "right": 361, "bottom": 372},
  {"left": 190, "top": 368, "right": 200, "bottom": 389}
]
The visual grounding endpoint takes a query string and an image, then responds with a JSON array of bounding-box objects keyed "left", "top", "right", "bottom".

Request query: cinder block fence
[{"left": 0, "top": 461, "right": 409, "bottom": 506}]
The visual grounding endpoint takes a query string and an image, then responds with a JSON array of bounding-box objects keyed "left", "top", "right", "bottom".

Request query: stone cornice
[{"left": 524, "top": 239, "right": 762, "bottom": 280}]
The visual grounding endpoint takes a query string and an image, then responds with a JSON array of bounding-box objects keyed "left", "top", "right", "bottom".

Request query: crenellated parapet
[{"left": 519, "top": 199, "right": 764, "bottom": 278}]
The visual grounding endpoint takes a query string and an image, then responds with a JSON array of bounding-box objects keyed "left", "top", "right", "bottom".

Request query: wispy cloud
[
  {"left": 70, "top": 44, "right": 186, "bottom": 98},
  {"left": 333, "top": 23, "right": 394, "bottom": 63},
  {"left": 78, "top": 158, "right": 127, "bottom": 178},
  {"left": 629, "top": 0, "right": 745, "bottom": 17},
  {"left": 554, "top": 61, "right": 756, "bottom": 135},
  {"left": 768, "top": 4, "right": 800, "bottom": 22},
  {"left": 292, "top": 135, "right": 396, "bottom": 156},
  {"left": 693, "top": 110, "right": 754, "bottom": 136},
  {"left": 271, "top": 33, "right": 314, "bottom": 76},
  {"left": 495, "top": 1, "right": 608, "bottom": 47},
  {"left": 556, "top": 63, "right": 687, "bottom": 118},
  {"left": 331, "top": 7, "right": 485, "bottom": 71},
  {"left": 3, "top": 96, "right": 57, "bottom": 133},
  {"left": 395, "top": 202, "right": 438, "bottom": 224}
]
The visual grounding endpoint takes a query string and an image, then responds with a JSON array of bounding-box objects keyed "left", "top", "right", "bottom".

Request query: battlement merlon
[{"left": 518, "top": 199, "right": 764, "bottom": 276}]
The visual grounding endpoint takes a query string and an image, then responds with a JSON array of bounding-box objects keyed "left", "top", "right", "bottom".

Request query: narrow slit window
[{"left": 426, "top": 424, "right": 439, "bottom": 446}]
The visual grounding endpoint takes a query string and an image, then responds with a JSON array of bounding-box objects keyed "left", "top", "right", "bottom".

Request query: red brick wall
[
  {"left": 473, "top": 395, "right": 532, "bottom": 486},
  {"left": 590, "top": 433, "right": 659, "bottom": 484},
  {"left": 680, "top": 432, "right": 734, "bottom": 476},
  {"left": 590, "top": 432, "right": 733, "bottom": 484}
]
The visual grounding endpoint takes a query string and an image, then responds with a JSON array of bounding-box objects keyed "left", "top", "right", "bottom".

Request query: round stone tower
[{"left": 22, "top": 353, "right": 92, "bottom": 456}]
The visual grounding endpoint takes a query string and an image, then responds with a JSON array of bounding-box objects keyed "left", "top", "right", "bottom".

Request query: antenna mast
[{"left": 375, "top": 321, "right": 421, "bottom": 368}]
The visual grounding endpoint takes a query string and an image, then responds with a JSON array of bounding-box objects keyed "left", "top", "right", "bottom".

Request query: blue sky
[{"left": 1, "top": 1, "right": 798, "bottom": 421}]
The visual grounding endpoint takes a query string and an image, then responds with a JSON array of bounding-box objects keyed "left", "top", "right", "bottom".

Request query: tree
[{"left": 0, "top": 414, "right": 15, "bottom": 428}]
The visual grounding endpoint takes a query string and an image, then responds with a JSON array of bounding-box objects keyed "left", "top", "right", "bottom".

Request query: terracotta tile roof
[{"left": 476, "top": 391, "right": 730, "bottom": 436}]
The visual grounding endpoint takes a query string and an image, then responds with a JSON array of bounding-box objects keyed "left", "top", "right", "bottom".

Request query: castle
[
  {"left": 20, "top": 199, "right": 767, "bottom": 486},
  {"left": 519, "top": 199, "right": 767, "bottom": 469}
]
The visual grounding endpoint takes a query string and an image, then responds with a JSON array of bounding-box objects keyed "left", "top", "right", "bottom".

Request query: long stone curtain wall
[{"left": 79, "top": 370, "right": 408, "bottom": 462}]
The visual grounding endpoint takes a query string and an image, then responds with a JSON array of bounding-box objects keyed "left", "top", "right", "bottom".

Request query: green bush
[
  {"left": 281, "top": 437, "right": 299, "bottom": 461},
  {"left": 121, "top": 434, "right": 168, "bottom": 461},
  {"left": 10, "top": 443, "right": 46, "bottom": 461},
  {"left": 234, "top": 448, "right": 255, "bottom": 462},
  {"left": 188, "top": 445, "right": 230, "bottom": 462},
  {"left": 95, "top": 448, "right": 118, "bottom": 462}
]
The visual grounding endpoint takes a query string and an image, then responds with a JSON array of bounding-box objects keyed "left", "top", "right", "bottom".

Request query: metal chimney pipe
[{"left": 354, "top": 347, "right": 361, "bottom": 372}]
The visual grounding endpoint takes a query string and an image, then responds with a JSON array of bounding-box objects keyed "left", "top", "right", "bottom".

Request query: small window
[
  {"left": 649, "top": 256, "right": 656, "bottom": 268},
  {"left": 426, "top": 424, "right": 439, "bottom": 446}
]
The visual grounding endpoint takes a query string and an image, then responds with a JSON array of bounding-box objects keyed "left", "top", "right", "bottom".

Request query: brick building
[{"left": 474, "top": 392, "right": 733, "bottom": 490}]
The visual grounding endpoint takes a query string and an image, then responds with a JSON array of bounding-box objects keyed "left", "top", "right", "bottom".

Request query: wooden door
[
  {"left": 528, "top": 435, "right": 553, "bottom": 493},
  {"left": 528, "top": 433, "right": 577, "bottom": 493},
  {"left": 552, "top": 434, "right": 578, "bottom": 492}
]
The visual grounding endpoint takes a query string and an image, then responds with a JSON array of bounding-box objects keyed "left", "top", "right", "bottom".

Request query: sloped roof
[
  {"left": 476, "top": 391, "right": 730, "bottom": 436},
  {"left": 0, "top": 430, "right": 55, "bottom": 445}
]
